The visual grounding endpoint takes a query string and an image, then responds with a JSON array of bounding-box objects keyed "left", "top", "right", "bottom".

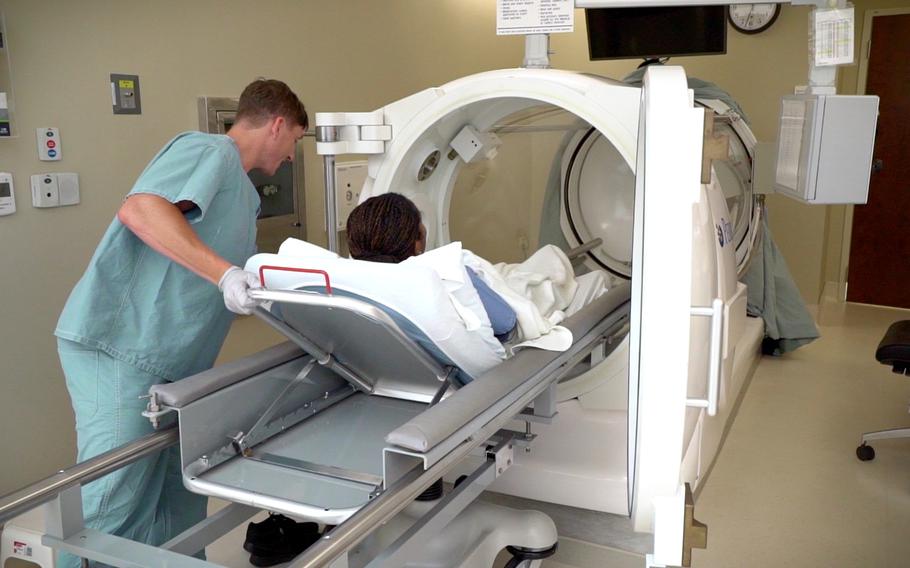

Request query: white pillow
[{"left": 278, "top": 238, "right": 339, "bottom": 260}]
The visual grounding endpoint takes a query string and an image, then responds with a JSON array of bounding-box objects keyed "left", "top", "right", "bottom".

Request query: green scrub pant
[{"left": 56, "top": 339, "right": 207, "bottom": 568}]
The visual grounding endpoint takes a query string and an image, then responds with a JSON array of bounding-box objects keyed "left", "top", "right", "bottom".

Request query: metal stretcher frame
[
  {"left": 280, "top": 283, "right": 633, "bottom": 567},
  {"left": 0, "top": 280, "right": 631, "bottom": 568},
  {"left": 161, "top": 281, "right": 631, "bottom": 517}
]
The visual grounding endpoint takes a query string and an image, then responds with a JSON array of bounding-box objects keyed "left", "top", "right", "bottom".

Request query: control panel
[
  {"left": 334, "top": 161, "right": 368, "bottom": 230},
  {"left": 0, "top": 172, "right": 15, "bottom": 216},
  {"left": 111, "top": 74, "right": 142, "bottom": 115},
  {"left": 30, "top": 173, "right": 80, "bottom": 208},
  {"left": 37, "top": 127, "right": 61, "bottom": 161}
]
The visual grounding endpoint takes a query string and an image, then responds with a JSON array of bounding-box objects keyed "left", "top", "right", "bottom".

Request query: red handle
[{"left": 258, "top": 265, "right": 333, "bottom": 295}]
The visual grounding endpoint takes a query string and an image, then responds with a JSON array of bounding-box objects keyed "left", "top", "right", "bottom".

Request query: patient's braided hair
[{"left": 346, "top": 193, "right": 422, "bottom": 263}]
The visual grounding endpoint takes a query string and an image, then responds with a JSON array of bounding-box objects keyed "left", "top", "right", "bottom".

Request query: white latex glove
[{"left": 218, "top": 266, "right": 261, "bottom": 315}]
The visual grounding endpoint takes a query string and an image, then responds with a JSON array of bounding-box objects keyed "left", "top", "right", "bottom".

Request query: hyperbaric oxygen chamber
[{"left": 316, "top": 67, "right": 757, "bottom": 524}]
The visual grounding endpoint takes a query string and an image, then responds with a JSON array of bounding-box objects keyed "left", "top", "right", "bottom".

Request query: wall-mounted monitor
[{"left": 586, "top": 6, "right": 727, "bottom": 61}]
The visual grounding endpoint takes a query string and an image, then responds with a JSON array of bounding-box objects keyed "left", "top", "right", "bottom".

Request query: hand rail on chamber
[
  {"left": 566, "top": 238, "right": 603, "bottom": 260},
  {"left": 0, "top": 427, "right": 178, "bottom": 525}
]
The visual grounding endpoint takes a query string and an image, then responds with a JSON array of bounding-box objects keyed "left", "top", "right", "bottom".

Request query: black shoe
[
  {"left": 248, "top": 529, "right": 322, "bottom": 566},
  {"left": 244, "top": 514, "right": 318, "bottom": 556}
]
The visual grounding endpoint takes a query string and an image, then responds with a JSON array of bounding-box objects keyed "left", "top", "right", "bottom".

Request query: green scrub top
[{"left": 56, "top": 132, "right": 260, "bottom": 381}]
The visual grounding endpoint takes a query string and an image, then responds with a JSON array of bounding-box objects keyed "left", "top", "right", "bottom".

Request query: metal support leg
[
  {"left": 44, "top": 485, "right": 84, "bottom": 540},
  {"left": 363, "top": 454, "right": 498, "bottom": 567},
  {"left": 532, "top": 383, "right": 557, "bottom": 419},
  {"left": 323, "top": 155, "right": 338, "bottom": 252},
  {"left": 161, "top": 503, "right": 260, "bottom": 556}
]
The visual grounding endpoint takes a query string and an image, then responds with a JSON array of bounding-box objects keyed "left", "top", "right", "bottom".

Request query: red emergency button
[{"left": 47, "top": 140, "right": 56, "bottom": 149}]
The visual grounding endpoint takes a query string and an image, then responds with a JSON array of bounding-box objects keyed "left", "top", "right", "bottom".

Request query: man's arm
[{"left": 117, "top": 194, "right": 232, "bottom": 284}]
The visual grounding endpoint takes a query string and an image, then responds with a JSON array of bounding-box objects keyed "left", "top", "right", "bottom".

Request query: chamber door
[
  {"left": 627, "top": 67, "right": 706, "bottom": 567},
  {"left": 560, "top": 127, "right": 636, "bottom": 278}
]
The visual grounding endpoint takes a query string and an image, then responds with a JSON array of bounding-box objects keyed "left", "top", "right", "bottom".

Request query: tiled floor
[
  {"left": 197, "top": 302, "right": 910, "bottom": 567},
  {"left": 692, "top": 302, "right": 910, "bottom": 567}
]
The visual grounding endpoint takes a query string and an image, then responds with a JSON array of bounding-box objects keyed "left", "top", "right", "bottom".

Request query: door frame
[{"left": 836, "top": 7, "right": 910, "bottom": 303}]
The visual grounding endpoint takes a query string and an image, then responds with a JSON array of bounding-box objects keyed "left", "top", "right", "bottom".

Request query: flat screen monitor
[{"left": 586, "top": 6, "right": 727, "bottom": 60}]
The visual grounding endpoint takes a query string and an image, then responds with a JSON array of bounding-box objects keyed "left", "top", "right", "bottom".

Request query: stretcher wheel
[
  {"left": 505, "top": 543, "right": 558, "bottom": 568},
  {"left": 856, "top": 443, "right": 875, "bottom": 461}
]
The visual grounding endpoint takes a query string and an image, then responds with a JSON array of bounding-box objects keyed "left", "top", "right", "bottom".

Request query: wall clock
[{"left": 728, "top": 4, "right": 782, "bottom": 35}]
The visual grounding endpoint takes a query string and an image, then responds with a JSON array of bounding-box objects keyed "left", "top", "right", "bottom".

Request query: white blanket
[{"left": 463, "top": 245, "right": 609, "bottom": 351}]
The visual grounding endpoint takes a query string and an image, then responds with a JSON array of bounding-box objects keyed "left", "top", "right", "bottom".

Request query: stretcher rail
[{"left": 0, "top": 427, "right": 178, "bottom": 525}]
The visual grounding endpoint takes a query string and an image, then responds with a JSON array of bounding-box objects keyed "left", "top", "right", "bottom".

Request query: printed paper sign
[
  {"left": 497, "top": 0, "right": 574, "bottom": 35},
  {"left": 814, "top": 7, "right": 854, "bottom": 66}
]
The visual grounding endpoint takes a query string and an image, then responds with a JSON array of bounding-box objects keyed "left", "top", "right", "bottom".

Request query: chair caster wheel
[{"left": 856, "top": 443, "right": 875, "bottom": 461}]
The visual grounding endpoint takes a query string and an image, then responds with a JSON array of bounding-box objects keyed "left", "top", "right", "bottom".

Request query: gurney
[{"left": 141, "top": 261, "right": 632, "bottom": 567}]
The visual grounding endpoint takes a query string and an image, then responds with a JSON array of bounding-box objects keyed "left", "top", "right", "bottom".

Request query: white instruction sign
[
  {"left": 814, "top": 7, "right": 854, "bottom": 66},
  {"left": 497, "top": 0, "right": 574, "bottom": 36}
]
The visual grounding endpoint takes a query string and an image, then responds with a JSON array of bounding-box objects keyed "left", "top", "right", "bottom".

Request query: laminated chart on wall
[{"left": 814, "top": 7, "right": 855, "bottom": 66}]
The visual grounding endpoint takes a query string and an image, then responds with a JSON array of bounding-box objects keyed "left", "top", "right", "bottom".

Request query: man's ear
[{"left": 269, "top": 116, "right": 286, "bottom": 138}]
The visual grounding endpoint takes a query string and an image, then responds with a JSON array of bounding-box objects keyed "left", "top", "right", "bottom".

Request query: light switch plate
[
  {"left": 31, "top": 173, "right": 79, "bottom": 208},
  {"left": 111, "top": 74, "right": 141, "bottom": 115},
  {"left": 31, "top": 173, "right": 59, "bottom": 207}
]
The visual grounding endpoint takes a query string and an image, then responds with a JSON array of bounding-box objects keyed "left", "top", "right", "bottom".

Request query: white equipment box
[{"left": 774, "top": 94, "right": 879, "bottom": 204}]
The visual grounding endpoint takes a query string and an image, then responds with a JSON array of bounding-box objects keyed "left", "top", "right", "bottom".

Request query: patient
[
  {"left": 346, "top": 193, "right": 609, "bottom": 349},
  {"left": 346, "top": 193, "right": 518, "bottom": 338}
]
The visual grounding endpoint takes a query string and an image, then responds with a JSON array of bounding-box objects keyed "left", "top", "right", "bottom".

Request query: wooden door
[{"left": 847, "top": 13, "right": 910, "bottom": 308}]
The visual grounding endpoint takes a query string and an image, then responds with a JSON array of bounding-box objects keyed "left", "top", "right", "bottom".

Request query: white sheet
[
  {"left": 462, "top": 245, "right": 608, "bottom": 351},
  {"left": 246, "top": 241, "right": 506, "bottom": 378}
]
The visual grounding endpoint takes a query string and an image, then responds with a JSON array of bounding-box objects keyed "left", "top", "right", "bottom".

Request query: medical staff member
[{"left": 54, "top": 79, "right": 307, "bottom": 566}]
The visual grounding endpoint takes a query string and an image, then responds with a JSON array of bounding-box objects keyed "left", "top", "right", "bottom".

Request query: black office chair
[{"left": 856, "top": 321, "right": 910, "bottom": 461}]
